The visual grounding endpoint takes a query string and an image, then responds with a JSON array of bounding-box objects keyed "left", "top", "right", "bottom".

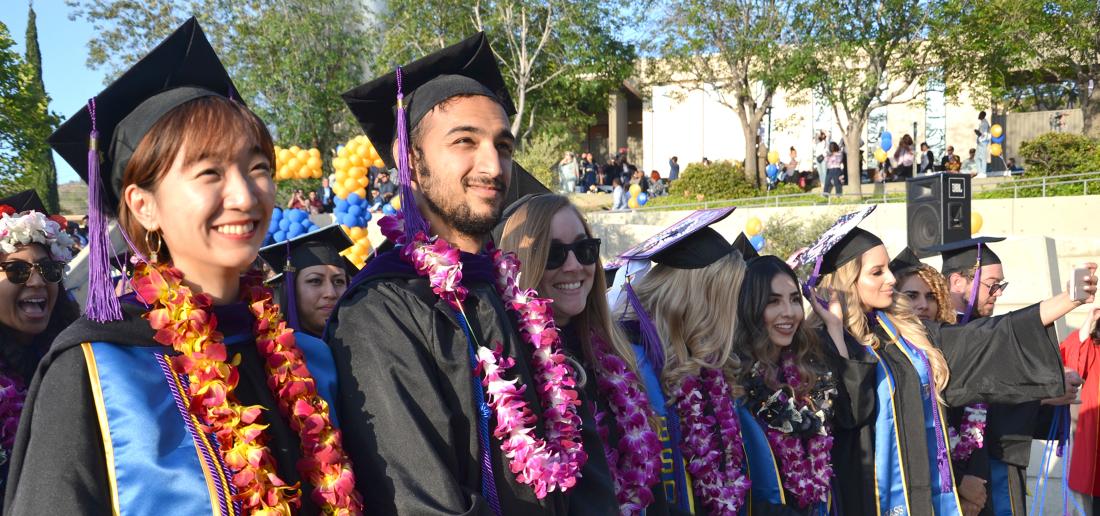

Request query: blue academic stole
[
  {"left": 736, "top": 403, "right": 831, "bottom": 515},
  {"left": 633, "top": 344, "right": 696, "bottom": 513},
  {"left": 872, "top": 312, "right": 962, "bottom": 516},
  {"left": 80, "top": 332, "right": 341, "bottom": 516}
]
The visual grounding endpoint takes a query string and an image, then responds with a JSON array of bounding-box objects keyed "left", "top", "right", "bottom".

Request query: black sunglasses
[
  {"left": 546, "top": 238, "right": 601, "bottom": 270},
  {"left": 0, "top": 260, "right": 66, "bottom": 285}
]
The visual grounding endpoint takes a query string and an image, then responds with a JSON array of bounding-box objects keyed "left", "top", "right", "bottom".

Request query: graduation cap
[
  {"left": 258, "top": 225, "right": 358, "bottom": 332},
  {"left": 491, "top": 192, "right": 545, "bottom": 245},
  {"left": 0, "top": 190, "right": 48, "bottom": 215},
  {"left": 793, "top": 206, "right": 879, "bottom": 280},
  {"left": 47, "top": 17, "right": 240, "bottom": 323},
  {"left": 618, "top": 207, "right": 736, "bottom": 269},
  {"left": 888, "top": 247, "right": 923, "bottom": 274},
  {"left": 731, "top": 232, "right": 759, "bottom": 261},
  {"left": 924, "top": 237, "right": 1005, "bottom": 275},
  {"left": 923, "top": 236, "right": 1006, "bottom": 324},
  {"left": 341, "top": 32, "right": 515, "bottom": 244}
]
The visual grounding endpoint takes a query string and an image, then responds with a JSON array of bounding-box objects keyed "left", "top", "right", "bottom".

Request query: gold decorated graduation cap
[
  {"left": 618, "top": 207, "right": 737, "bottom": 269},
  {"left": 258, "top": 225, "right": 358, "bottom": 332},
  {"left": 888, "top": 247, "right": 923, "bottom": 274},
  {"left": 341, "top": 32, "right": 516, "bottom": 243},
  {"left": 924, "top": 237, "right": 1005, "bottom": 275},
  {"left": 46, "top": 17, "right": 241, "bottom": 323}
]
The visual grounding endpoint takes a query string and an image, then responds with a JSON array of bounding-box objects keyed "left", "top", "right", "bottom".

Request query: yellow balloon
[
  {"left": 874, "top": 149, "right": 888, "bottom": 163},
  {"left": 745, "top": 216, "right": 763, "bottom": 236},
  {"left": 349, "top": 226, "right": 365, "bottom": 240},
  {"left": 277, "top": 168, "right": 292, "bottom": 181},
  {"left": 277, "top": 148, "right": 292, "bottom": 165},
  {"left": 337, "top": 146, "right": 350, "bottom": 158},
  {"left": 356, "top": 176, "right": 369, "bottom": 188},
  {"left": 990, "top": 143, "right": 1002, "bottom": 157},
  {"left": 334, "top": 169, "right": 347, "bottom": 182},
  {"left": 767, "top": 150, "right": 780, "bottom": 165},
  {"left": 308, "top": 147, "right": 321, "bottom": 158},
  {"left": 348, "top": 166, "right": 365, "bottom": 179},
  {"left": 333, "top": 185, "right": 347, "bottom": 198},
  {"left": 349, "top": 154, "right": 364, "bottom": 167},
  {"left": 342, "top": 177, "right": 358, "bottom": 191},
  {"left": 333, "top": 157, "right": 348, "bottom": 172},
  {"left": 628, "top": 197, "right": 640, "bottom": 209},
  {"left": 286, "top": 157, "right": 301, "bottom": 172},
  {"left": 353, "top": 188, "right": 367, "bottom": 200},
  {"left": 971, "top": 212, "right": 983, "bottom": 235},
  {"left": 391, "top": 195, "right": 402, "bottom": 211},
  {"left": 991, "top": 124, "right": 1003, "bottom": 138},
  {"left": 289, "top": 145, "right": 301, "bottom": 154},
  {"left": 629, "top": 184, "right": 642, "bottom": 196},
  {"left": 372, "top": 159, "right": 385, "bottom": 169},
  {"left": 296, "top": 168, "right": 310, "bottom": 180},
  {"left": 306, "top": 156, "right": 322, "bottom": 170},
  {"left": 356, "top": 144, "right": 370, "bottom": 158}
]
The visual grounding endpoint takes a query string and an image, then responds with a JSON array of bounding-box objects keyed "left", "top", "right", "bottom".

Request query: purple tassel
[
  {"left": 283, "top": 241, "right": 300, "bottom": 331},
  {"left": 960, "top": 245, "right": 982, "bottom": 324},
  {"left": 84, "top": 98, "right": 123, "bottom": 323},
  {"left": 624, "top": 282, "right": 665, "bottom": 373},
  {"left": 394, "top": 66, "right": 428, "bottom": 243}
]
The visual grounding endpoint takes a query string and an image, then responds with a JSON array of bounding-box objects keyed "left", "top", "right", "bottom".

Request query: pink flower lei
[
  {"left": 590, "top": 332, "right": 662, "bottom": 515},
  {"left": 757, "top": 352, "right": 834, "bottom": 509},
  {"left": 380, "top": 215, "right": 587, "bottom": 498},
  {"left": 676, "top": 367, "right": 750, "bottom": 516},
  {"left": 947, "top": 403, "right": 987, "bottom": 462},
  {"left": 0, "top": 373, "right": 26, "bottom": 466}
]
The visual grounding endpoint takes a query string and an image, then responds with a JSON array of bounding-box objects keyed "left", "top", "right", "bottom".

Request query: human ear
[{"left": 124, "top": 184, "right": 159, "bottom": 232}]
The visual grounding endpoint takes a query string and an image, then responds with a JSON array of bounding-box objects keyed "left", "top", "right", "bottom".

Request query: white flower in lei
[{"left": 0, "top": 211, "right": 75, "bottom": 261}]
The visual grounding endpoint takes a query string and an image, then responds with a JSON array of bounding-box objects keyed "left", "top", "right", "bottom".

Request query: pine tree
[{"left": 24, "top": 2, "right": 59, "bottom": 213}]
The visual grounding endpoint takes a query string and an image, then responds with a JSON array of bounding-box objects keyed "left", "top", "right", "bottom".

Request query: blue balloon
[
  {"left": 278, "top": 218, "right": 291, "bottom": 231},
  {"left": 272, "top": 231, "right": 287, "bottom": 243},
  {"left": 749, "top": 234, "right": 766, "bottom": 251},
  {"left": 992, "top": 134, "right": 1005, "bottom": 144},
  {"left": 637, "top": 192, "right": 649, "bottom": 205},
  {"left": 340, "top": 214, "right": 357, "bottom": 227},
  {"left": 348, "top": 192, "right": 362, "bottom": 205},
  {"left": 766, "top": 164, "right": 778, "bottom": 179},
  {"left": 335, "top": 197, "right": 348, "bottom": 211},
  {"left": 880, "top": 132, "right": 893, "bottom": 151},
  {"left": 271, "top": 208, "right": 283, "bottom": 221},
  {"left": 362, "top": 211, "right": 372, "bottom": 223},
  {"left": 347, "top": 205, "right": 362, "bottom": 217},
  {"left": 382, "top": 204, "right": 397, "bottom": 215},
  {"left": 307, "top": 223, "right": 319, "bottom": 233},
  {"left": 286, "top": 209, "right": 303, "bottom": 223},
  {"left": 287, "top": 225, "right": 304, "bottom": 239}
]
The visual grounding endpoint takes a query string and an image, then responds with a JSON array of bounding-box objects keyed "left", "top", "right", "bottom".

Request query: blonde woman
[
  {"left": 613, "top": 215, "right": 751, "bottom": 515},
  {"left": 499, "top": 194, "right": 663, "bottom": 514},
  {"left": 799, "top": 212, "right": 1094, "bottom": 516}
]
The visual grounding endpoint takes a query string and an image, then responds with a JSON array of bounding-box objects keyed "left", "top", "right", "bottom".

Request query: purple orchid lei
[
  {"left": 380, "top": 214, "right": 587, "bottom": 498},
  {"left": 947, "top": 403, "right": 987, "bottom": 462},
  {"left": 590, "top": 332, "right": 662, "bottom": 514},
  {"left": 760, "top": 353, "right": 834, "bottom": 508},
  {"left": 0, "top": 373, "right": 26, "bottom": 466},
  {"left": 676, "top": 367, "right": 750, "bottom": 516}
]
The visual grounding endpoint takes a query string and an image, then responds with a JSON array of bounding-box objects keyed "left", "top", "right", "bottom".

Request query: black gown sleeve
[
  {"left": 6, "top": 346, "right": 110, "bottom": 514},
  {"left": 820, "top": 330, "right": 878, "bottom": 430},
  {"left": 926, "top": 303, "right": 1063, "bottom": 407},
  {"left": 327, "top": 281, "right": 487, "bottom": 516}
]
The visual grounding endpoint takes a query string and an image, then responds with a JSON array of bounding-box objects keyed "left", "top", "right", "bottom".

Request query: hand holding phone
[{"left": 1071, "top": 266, "right": 1094, "bottom": 302}]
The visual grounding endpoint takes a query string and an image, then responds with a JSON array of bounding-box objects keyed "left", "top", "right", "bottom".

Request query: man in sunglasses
[{"left": 934, "top": 237, "right": 1088, "bottom": 516}]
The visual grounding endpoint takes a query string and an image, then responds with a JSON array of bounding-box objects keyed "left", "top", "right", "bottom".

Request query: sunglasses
[
  {"left": 0, "top": 259, "right": 66, "bottom": 285},
  {"left": 982, "top": 279, "right": 1009, "bottom": 296},
  {"left": 546, "top": 238, "right": 601, "bottom": 270}
]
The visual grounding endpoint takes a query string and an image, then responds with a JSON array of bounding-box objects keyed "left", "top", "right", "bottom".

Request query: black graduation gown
[
  {"left": 3, "top": 302, "right": 319, "bottom": 515},
  {"left": 826, "top": 303, "right": 1063, "bottom": 516},
  {"left": 325, "top": 253, "right": 616, "bottom": 515}
]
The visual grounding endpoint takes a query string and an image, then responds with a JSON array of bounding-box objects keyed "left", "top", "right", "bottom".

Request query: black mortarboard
[
  {"left": 924, "top": 236, "right": 1005, "bottom": 274},
  {"left": 794, "top": 206, "right": 880, "bottom": 277},
  {"left": 47, "top": 17, "right": 240, "bottom": 323},
  {"left": 259, "top": 225, "right": 358, "bottom": 280},
  {"left": 49, "top": 17, "right": 237, "bottom": 211},
  {"left": 341, "top": 32, "right": 516, "bottom": 169},
  {"left": 491, "top": 192, "right": 545, "bottom": 245},
  {"left": 731, "top": 232, "right": 760, "bottom": 260},
  {"left": 0, "top": 190, "right": 47, "bottom": 214},
  {"left": 619, "top": 207, "right": 736, "bottom": 270},
  {"left": 888, "top": 247, "right": 923, "bottom": 274}
]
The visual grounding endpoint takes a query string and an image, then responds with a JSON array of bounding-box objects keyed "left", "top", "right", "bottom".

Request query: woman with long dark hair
[
  {"left": 5, "top": 19, "right": 361, "bottom": 514},
  {"left": 732, "top": 256, "right": 846, "bottom": 515}
]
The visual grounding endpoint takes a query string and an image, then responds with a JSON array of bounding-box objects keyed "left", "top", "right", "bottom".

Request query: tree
[
  {"left": 24, "top": 3, "right": 60, "bottom": 213},
  {"left": 947, "top": 0, "right": 1100, "bottom": 137},
  {"left": 649, "top": 0, "right": 809, "bottom": 186},
  {"left": 372, "top": 0, "right": 635, "bottom": 143},
  {"left": 66, "top": 0, "right": 368, "bottom": 155},
  {"left": 798, "top": 0, "right": 955, "bottom": 196},
  {"left": 0, "top": 23, "right": 45, "bottom": 194}
]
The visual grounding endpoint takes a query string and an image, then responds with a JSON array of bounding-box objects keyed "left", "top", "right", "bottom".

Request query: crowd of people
[
  {"left": 555, "top": 150, "right": 670, "bottom": 209},
  {"left": 1, "top": 18, "right": 1098, "bottom": 516},
  {"left": 287, "top": 168, "right": 400, "bottom": 215}
]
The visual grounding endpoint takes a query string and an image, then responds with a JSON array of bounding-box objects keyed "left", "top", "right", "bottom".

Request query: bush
[
  {"left": 1018, "top": 132, "right": 1100, "bottom": 176},
  {"left": 761, "top": 211, "right": 843, "bottom": 264},
  {"left": 514, "top": 130, "right": 573, "bottom": 190},
  {"left": 669, "top": 160, "right": 758, "bottom": 200}
]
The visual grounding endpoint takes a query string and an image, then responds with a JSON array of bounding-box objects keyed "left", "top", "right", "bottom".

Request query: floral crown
[{"left": 0, "top": 205, "right": 75, "bottom": 262}]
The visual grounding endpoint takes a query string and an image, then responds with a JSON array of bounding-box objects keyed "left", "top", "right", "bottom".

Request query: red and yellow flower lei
[{"left": 131, "top": 261, "right": 363, "bottom": 514}]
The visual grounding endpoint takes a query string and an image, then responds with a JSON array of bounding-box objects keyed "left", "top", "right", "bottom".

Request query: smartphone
[{"left": 1072, "top": 267, "right": 1091, "bottom": 302}]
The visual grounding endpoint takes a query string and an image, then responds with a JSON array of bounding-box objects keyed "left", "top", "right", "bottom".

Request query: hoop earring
[{"left": 145, "top": 230, "right": 163, "bottom": 263}]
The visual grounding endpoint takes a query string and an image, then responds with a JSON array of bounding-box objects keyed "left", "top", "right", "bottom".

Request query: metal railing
[{"left": 615, "top": 171, "right": 1100, "bottom": 213}]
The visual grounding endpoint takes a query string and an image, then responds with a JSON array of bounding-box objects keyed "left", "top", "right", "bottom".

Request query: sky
[{"left": 2, "top": 1, "right": 107, "bottom": 184}]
